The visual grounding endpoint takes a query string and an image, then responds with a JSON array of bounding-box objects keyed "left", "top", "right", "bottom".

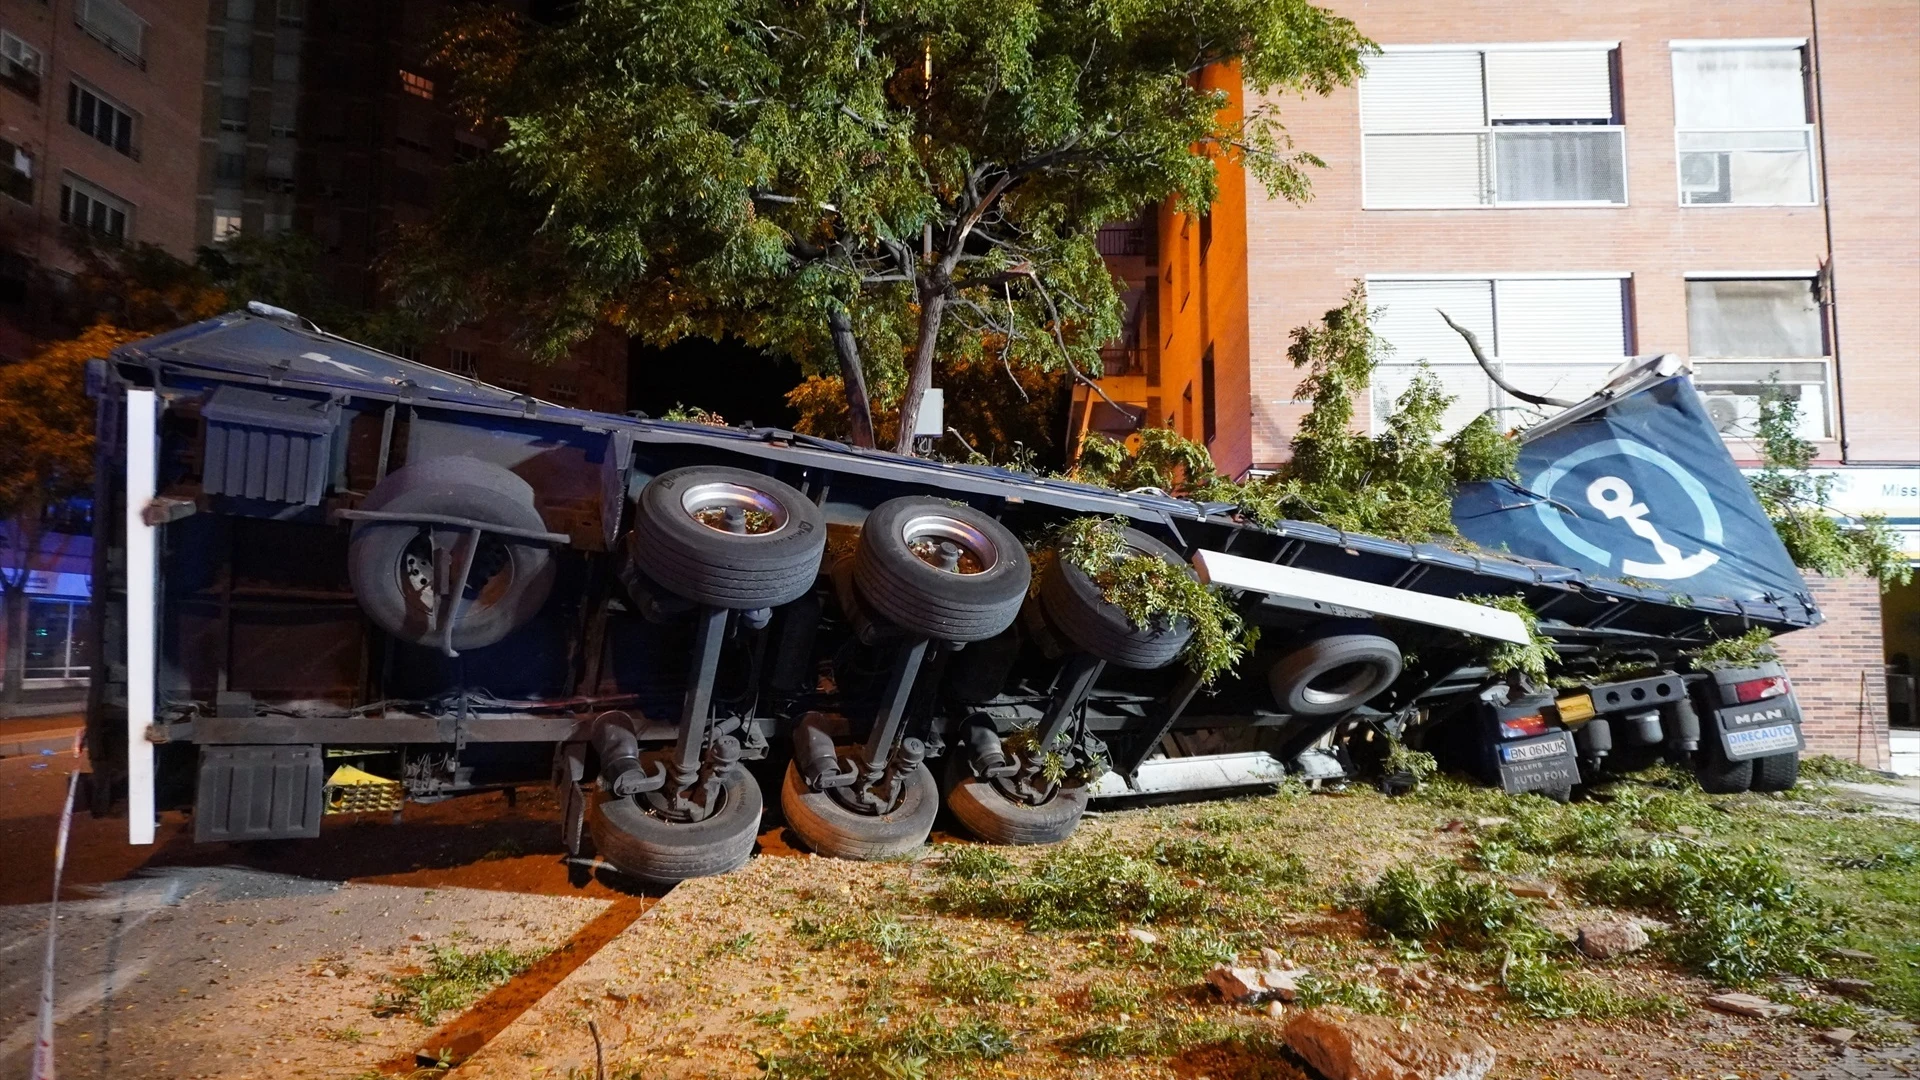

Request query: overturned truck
[{"left": 84, "top": 309, "right": 1822, "bottom": 884}]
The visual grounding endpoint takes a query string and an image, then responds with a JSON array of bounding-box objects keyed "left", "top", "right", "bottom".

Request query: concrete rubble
[
  {"left": 1575, "top": 920, "right": 1650, "bottom": 960},
  {"left": 1283, "top": 1009, "right": 1496, "bottom": 1080},
  {"left": 1704, "top": 992, "right": 1795, "bottom": 1019}
]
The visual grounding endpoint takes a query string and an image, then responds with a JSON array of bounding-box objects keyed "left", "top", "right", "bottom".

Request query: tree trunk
[
  {"left": 893, "top": 278, "right": 949, "bottom": 455},
  {"left": 826, "top": 304, "right": 876, "bottom": 449},
  {"left": 2, "top": 584, "right": 24, "bottom": 709}
]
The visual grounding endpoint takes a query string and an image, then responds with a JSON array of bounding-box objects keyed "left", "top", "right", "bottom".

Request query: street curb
[{"left": 0, "top": 729, "right": 83, "bottom": 760}]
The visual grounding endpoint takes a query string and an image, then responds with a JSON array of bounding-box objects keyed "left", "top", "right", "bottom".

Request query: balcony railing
[
  {"left": 1096, "top": 222, "right": 1154, "bottom": 258},
  {"left": 1099, "top": 343, "right": 1153, "bottom": 378}
]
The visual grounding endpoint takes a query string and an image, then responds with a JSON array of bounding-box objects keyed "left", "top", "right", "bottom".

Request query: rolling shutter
[
  {"left": 1367, "top": 279, "right": 1493, "bottom": 364},
  {"left": 1359, "top": 52, "right": 1484, "bottom": 131},
  {"left": 1673, "top": 48, "right": 1807, "bottom": 128},
  {"left": 1493, "top": 278, "right": 1627, "bottom": 361},
  {"left": 1485, "top": 50, "right": 1614, "bottom": 121}
]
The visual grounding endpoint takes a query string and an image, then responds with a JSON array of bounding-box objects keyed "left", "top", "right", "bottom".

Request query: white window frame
[
  {"left": 69, "top": 78, "right": 139, "bottom": 158},
  {"left": 2, "top": 29, "right": 43, "bottom": 75},
  {"left": 23, "top": 596, "right": 89, "bottom": 685},
  {"left": 1360, "top": 42, "right": 1629, "bottom": 211},
  {"left": 1364, "top": 271, "right": 1633, "bottom": 434},
  {"left": 60, "top": 172, "right": 133, "bottom": 240},
  {"left": 1669, "top": 39, "right": 1819, "bottom": 208},
  {"left": 1683, "top": 270, "right": 1833, "bottom": 441}
]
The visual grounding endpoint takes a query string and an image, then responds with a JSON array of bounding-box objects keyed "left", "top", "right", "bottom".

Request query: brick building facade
[{"left": 1773, "top": 575, "right": 1893, "bottom": 766}]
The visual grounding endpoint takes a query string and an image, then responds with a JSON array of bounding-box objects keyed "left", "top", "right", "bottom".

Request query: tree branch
[
  {"left": 1438, "top": 309, "right": 1577, "bottom": 409},
  {"left": 1026, "top": 269, "right": 1137, "bottom": 427}
]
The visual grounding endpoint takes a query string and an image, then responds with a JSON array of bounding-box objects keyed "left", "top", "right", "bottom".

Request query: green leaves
[{"left": 1752, "top": 383, "right": 1911, "bottom": 591}]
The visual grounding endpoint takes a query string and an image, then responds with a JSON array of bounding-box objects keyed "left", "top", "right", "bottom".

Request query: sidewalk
[{"left": 0, "top": 714, "right": 83, "bottom": 759}]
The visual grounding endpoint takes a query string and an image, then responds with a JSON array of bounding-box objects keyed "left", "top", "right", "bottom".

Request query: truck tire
[
  {"left": 588, "top": 772, "right": 763, "bottom": 887},
  {"left": 945, "top": 754, "right": 1089, "bottom": 845},
  {"left": 1694, "top": 733, "right": 1754, "bottom": 794},
  {"left": 629, "top": 466, "right": 826, "bottom": 610},
  {"left": 348, "top": 456, "right": 557, "bottom": 651},
  {"left": 852, "top": 498, "right": 1029, "bottom": 643},
  {"left": 780, "top": 758, "right": 939, "bottom": 860},
  {"left": 1750, "top": 751, "right": 1800, "bottom": 792},
  {"left": 1040, "top": 528, "right": 1192, "bottom": 669},
  {"left": 1268, "top": 623, "right": 1402, "bottom": 717}
]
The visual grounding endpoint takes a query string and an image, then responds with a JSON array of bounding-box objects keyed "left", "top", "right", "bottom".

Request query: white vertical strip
[
  {"left": 125, "top": 388, "right": 157, "bottom": 846},
  {"left": 30, "top": 771, "right": 79, "bottom": 1080}
]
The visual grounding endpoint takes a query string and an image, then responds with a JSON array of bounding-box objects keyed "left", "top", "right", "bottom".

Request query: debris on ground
[
  {"left": 1576, "top": 920, "right": 1651, "bottom": 960},
  {"left": 1705, "top": 992, "right": 1796, "bottom": 1019},
  {"left": 1283, "top": 1008, "right": 1497, "bottom": 1080}
]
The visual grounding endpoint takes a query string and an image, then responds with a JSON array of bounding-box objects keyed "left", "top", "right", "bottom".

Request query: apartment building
[
  {"left": 0, "top": 0, "right": 206, "bottom": 355},
  {"left": 1215, "top": 0, "right": 1917, "bottom": 762}
]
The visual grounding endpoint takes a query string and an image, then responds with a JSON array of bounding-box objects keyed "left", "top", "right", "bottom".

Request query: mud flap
[
  {"left": 1495, "top": 731, "right": 1581, "bottom": 795},
  {"left": 1714, "top": 700, "right": 1805, "bottom": 761},
  {"left": 194, "top": 744, "right": 324, "bottom": 842}
]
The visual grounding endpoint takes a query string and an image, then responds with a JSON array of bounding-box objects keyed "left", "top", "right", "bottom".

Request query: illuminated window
[{"left": 400, "top": 70, "right": 434, "bottom": 100}]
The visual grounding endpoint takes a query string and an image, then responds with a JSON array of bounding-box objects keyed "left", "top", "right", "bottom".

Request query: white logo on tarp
[{"left": 1531, "top": 439, "right": 1723, "bottom": 580}]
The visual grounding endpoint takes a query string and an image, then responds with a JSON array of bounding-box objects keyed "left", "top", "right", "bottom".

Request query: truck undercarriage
[{"left": 85, "top": 309, "right": 1822, "bottom": 884}]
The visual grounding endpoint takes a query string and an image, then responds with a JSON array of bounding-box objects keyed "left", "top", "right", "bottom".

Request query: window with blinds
[
  {"left": 60, "top": 174, "right": 132, "bottom": 241},
  {"left": 1365, "top": 276, "right": 1629, "bottom": 435},
  {"left": 1672, "top": 44, "right": 1815, "bottom": 206},
  {"left": 1361, "top": 46, "right": 1625, "bottom": 208},
  {"left": 1687, "top": 277, "right": 1831, "bottom": 439}
]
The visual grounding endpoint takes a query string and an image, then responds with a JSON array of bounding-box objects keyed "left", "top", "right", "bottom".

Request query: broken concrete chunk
[
  {"left": 1474, "top": 817, "right": 1510, "bottom": 828},
  {"left": 1704, "top": 992, "right": 1794, "bottom": 1019},
  {"left": 1505, "top": 878, "right": 1555, "bottom": 899},
  {"left": 1819, "top": 1027, "right": 1857, "bottom": 1046},
  {"left": 1261, "top": 968, "right": 1311, "bottom": 1002},
  {"left": 1260, "top": 946, "right": 1286, "bottom": 969},
  {"left": 1825, "top": 978, "right": 1874, "bottom": 998},
  {"left": 1125, "top": 928, "right": 1160, "bottom": 946},
  {"left": 1207, "top": 965, "right": 1267, "bottom": 1003},
  {"left": 1576, "top": 920, "right": 1650, "bottom": 960},
  {"left": 1266, "top": 998, "right": 1286, "bottom": 1020},
  {"left": 1829, "top": 947, "right": 1878, "bottom": 962},
  {"left": 1284, "top": 1009, "right": 1496, "bottom": 1080}
]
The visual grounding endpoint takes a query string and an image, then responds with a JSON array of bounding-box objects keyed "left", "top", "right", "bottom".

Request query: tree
[
  {"left": 399, "top": 0, "right": 1370, "bottom": 451},
  {"left": 1750, "top": 385, "right": 1911, "bottom": 590},
  {"left": 0, "top": 324, "right": 140, "bottom": 702}
]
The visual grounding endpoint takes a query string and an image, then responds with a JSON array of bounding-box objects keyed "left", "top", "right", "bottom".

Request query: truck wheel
[
  {"left": 1695, "top": 734, "right": 1754, "bottom": 794},
  {"left": 629, "top": 466, "right": 826, "bottom": 609},
  {"left": 1041, "top": 528, "right": 1192, "bottom": 669},
  {"left": 348, "top": 457, "right": 557, "bottom": 651},
  {"left": 588, "top": 772, "right": 763, "bottom": 887},
  {"left": 945, "top": 754, "right": 1089, "bottom": 845},
  {"left": 852, "top": 498, "right": 1029, "bottom": 643},
  {"left": 1750, "top": 751, "right": 1800, "bottom": 792},
  {"left": 1268, "top": 623, "right": 1402, "bottom": 716},
  {"left": 780, "top": 757, "right": 939, "bottom": 860}
]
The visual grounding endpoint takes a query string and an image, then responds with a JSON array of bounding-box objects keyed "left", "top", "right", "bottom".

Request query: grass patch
[
  {"left": 1500, "top": 952, "right": 1683, "bottom": 1021},
  {"left": 923, "top": 955, "right": 1038, "bottom": 1005},
  {"left": 1362, "top": 863, "right": 1551, "bottom": 952},
  {"left": 1580, "top": 842, "right": 1844, "bottom": 986},
  {"left": 1146, "top": 836, "right": 1309, "bottom": 889},
  {"left": 932, "top": 841, "right": 1210, "bottom": 931},
  {"left": 1801, "top": 754, "right": 1896, "bottom": 785},
  {"left": 1063, "top": 1015, "right": 1241, "bottom": 1059},
  {"left": 758, "top": 1012, "right": 1019, "bottom": 1079},
  {"left": 791, "top": 911, "right": 928, "bottom": 963},
  {"left": 371, "top": 943, "right": 545, "bottom": 1025}
]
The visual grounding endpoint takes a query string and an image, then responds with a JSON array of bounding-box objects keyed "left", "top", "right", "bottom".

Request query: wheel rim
[
  {"left": 1301, "top": 660, "right": 1383, "bottom": 708},
  {"left": 397, "top": 533, "right": 515, "bottom": 619},
  {"left": 680, "top": 481, "right": 787, "bottom": 536},
  {"left": 902, "top": 514, "right": 996, "bottom": 575},
  {"left": 639, "top": 780, "right": 728, "bottom": 824}
]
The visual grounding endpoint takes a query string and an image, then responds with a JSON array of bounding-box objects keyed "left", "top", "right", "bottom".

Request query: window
[
  {"left": 546, "top": 379, "right": 578, "bottom": 403},
  {"left": 69, "top": 83, "right": 136, "bottom": 157},
  {"left": 25, "top": 598, "right": 89, "bottom": 681},
  {"left": 2, "top": 30, "right": 42, "bottom": 100},
  {"left": 448, "top": 347, "right": 479, "bottom": 376},
  {"left": 1687, "top": 276, "right": 1830, "bottom": 439},
  {"left": 272, "top": 50, "right": 299, "bottom": 83},
  {"left": 1366, "top": 275, "right": 1629, "bottom": 434},
  {"left": 76, "top": 0, "right": 145, "bottom": 66},
  {"left": 220, "top": 94, "right": 249, "bottom": 133},
  {"left": 215, "top": 152, "right": 246, "bottom": 182},
  {"left": 1200, "top": 345, "right": 1217, "bottom": 444},
  {"left": 494, "top": 373, "right": 529, "bottom": 393},
  {"left": 60, "top": 175, "right": 130, "bottom": 240},
  {"left": 1361, "top": 46, "right": 1625, "bottom": 208},
  {"left": 0, "top": 137, "right": 32, "bottom": 204},
  {"left": 224, "top": 43, "right": 252, "bottom": 78},
  {"left": 277, "top": 0, "right": 306, "bottom": 28},
  {"left": 1672, "top": 43, "right": 1815, "bottom": 205},
  {"left": 212, "top": 212, "right": 242, "bottom": 242},
  {"left": 400, "top": 70, "right": 433, "bottom": 100}
]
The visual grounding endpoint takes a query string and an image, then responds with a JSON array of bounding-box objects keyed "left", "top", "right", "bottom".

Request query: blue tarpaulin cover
[{"left": 1453, "top": 375, "right": 1812, "bottom": 609}]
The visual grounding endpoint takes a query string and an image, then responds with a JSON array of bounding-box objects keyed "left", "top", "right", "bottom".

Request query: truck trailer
[{"left": 81, "top": 306, "right": 1821, "bottom": 885}]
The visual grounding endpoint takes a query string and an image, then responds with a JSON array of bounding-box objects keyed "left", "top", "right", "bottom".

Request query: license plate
[
  {"left": 1496, "top": 732, "right": 1580, "bottom": 794},
  {"left": 1715, "top": 700, "right": 1804, "bottom": 760},
  {"left": 1723, "top": 723, "right": 1802, "bottom": 759}
]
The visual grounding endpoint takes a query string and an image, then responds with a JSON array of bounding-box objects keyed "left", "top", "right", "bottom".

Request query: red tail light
[
  {"left": 1730, "top": 675, "right": 1790, "bottom": 704},
  {"left": 1500, "top": 714, "right": 1548, "bottom": 739}
]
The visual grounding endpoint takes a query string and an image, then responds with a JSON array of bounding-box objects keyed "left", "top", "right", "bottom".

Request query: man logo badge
[{"left": 1529, "top": 439, "right": 1722, "bottom": 580}]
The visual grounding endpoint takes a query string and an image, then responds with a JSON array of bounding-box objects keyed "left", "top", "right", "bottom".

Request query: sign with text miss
[{"left": 1454, "top": 376, "right": 1811, "bottom": 608}]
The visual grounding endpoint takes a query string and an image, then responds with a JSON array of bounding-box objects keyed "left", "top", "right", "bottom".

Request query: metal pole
[
  {"left": 30, "top": 770, "right": 79, "bottom": 1080},
  {"left": 125, "top": 388, "right": 158, "bottom": 846}
]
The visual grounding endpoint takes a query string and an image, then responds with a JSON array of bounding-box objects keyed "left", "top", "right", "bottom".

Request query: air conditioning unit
[
  {"left": 1679, "top": 152, "right": 1723, "bottom": 195},
  {"left": 1704, "top": 393, "right": 1757, "bottom": 435}
]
